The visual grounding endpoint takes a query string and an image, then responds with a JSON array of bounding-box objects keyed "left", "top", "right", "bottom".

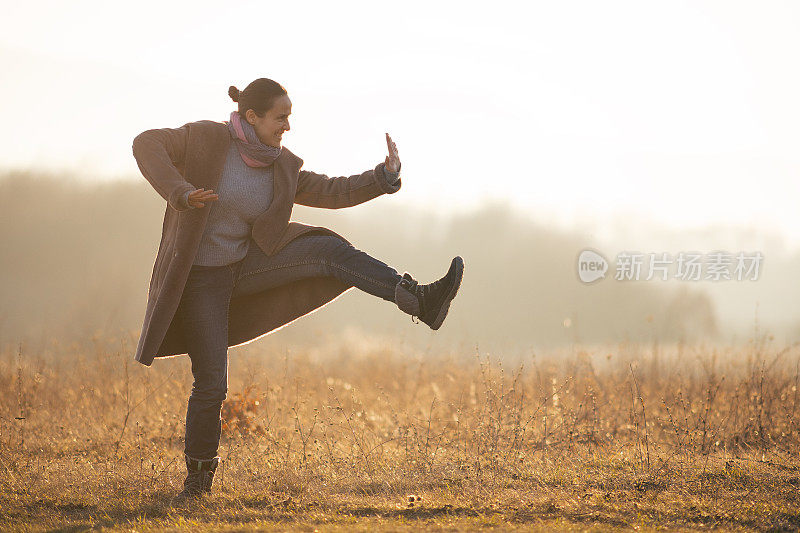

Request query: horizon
[{"left": 2, "top": 1, "right": 800, "bottom": 249}]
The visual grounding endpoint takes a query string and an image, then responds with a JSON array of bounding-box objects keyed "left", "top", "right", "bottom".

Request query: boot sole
[{"left": 429, "top": 256, "right": 464, "bottom": 330}]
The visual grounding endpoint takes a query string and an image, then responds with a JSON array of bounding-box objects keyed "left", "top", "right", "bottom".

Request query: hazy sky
[{"left": 2, "top": 1, "right": 800, "bottom": 249}]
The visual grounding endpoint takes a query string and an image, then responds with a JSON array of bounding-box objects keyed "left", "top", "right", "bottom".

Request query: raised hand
[
  {"left": 187, "top": 188, "right": 219, "bottom": 208},
  {"left": 385, "top": 133, "right": 400, "bottom": 173}
]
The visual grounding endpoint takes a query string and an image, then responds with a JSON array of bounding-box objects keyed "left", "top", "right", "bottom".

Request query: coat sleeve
[
  {"left": 294, "top": 161, "right": 401, "bottom": 209},
  {"left": 132, "top": 125, "right": 198, "bottom": 212}
]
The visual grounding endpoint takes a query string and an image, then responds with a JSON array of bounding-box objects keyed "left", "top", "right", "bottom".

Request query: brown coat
[{"left": 132, "top": 120, "right": 401, "bottom": 367}]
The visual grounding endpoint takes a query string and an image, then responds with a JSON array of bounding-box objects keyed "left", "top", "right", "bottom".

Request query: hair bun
[{"left": 228, "top": 85, "right": 240, "bottom": 102}]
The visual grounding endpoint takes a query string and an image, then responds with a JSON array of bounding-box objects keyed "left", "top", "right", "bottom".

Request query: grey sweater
[{"left": 180, "top": 143, "right": 400, "bottom": 266}]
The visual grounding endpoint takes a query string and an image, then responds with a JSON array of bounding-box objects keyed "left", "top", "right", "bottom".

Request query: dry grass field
[{"left": 2, "top": 332, "right": 800, "bottom": 531}]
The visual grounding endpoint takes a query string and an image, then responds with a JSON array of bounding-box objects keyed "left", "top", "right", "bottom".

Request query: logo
[
  {"left": 577, "top": 249, "right": 609, "bottom": 283},
  {"left": 576, "top": 249, "right": 763, "bottom": 283}
]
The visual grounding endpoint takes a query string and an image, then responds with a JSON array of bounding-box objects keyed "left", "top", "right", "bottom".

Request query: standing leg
[{"left": 171, "top": 262, "right": 237, "bottom": 501}]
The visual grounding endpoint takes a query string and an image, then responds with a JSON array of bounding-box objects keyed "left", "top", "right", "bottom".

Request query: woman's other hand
[
  {"left": 188, "top": 188, "right": 219, "bottom": 208},
  {"left": 385, "top": 133, "right": 400, "bottom": 173}
]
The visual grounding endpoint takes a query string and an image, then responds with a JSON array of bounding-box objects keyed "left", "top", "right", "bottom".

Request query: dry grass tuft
[{"left": 2, "top": 333, "right": 800, "bottom": 531}]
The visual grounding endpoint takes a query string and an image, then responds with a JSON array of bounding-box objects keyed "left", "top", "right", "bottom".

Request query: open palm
[{"left": 385, "top": 133, "right": 400, "bottom": 173}]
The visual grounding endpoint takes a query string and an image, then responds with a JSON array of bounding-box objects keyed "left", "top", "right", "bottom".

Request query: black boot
[
  {"left": 171, "top": 455, "right": 219, "bottom": 504},
  {"left": 395, "top": 256, "right": 464, "bottom": 330}
]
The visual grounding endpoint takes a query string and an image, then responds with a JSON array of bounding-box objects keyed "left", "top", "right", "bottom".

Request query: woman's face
[{"left": 246, "top": 94, "right": 292, "bottom": 148}]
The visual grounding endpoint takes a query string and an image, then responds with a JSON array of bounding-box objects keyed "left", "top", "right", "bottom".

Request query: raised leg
[{"left": 231, "top": 235, "right": 403, "bottom": 302}]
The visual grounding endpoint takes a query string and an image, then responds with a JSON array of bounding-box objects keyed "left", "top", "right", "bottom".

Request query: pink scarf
[{"left": 224, "top": 111, "right": 282, "bottom": 168}]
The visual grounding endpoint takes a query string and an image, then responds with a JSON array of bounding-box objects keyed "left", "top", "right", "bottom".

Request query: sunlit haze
[{"left": 2, "top": 1, "right": 800, "bottom": 250}]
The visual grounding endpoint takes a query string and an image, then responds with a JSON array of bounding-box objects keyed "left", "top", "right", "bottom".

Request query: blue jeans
[{"left": 175, "top": 234, "right": 403, "bottom": 460}]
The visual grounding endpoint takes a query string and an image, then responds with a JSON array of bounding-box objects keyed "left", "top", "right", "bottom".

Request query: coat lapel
[
  {"left": 182, "top": 121, "right": 303, "bottom": 212},
  {"left": 250, "top": 146, "right": 303, "bottom": 253},
  {"left": 184, "top": 121, "right": 231, "bottom": 191}
]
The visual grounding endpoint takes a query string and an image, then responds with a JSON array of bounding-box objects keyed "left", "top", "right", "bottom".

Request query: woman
[{"left": 131, "top": 78, "right": 464, "bottom": 502}]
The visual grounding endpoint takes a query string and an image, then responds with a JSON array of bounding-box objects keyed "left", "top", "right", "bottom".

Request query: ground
[{"left": 2, "top": 334, "right": 799, "bottom": 531}]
